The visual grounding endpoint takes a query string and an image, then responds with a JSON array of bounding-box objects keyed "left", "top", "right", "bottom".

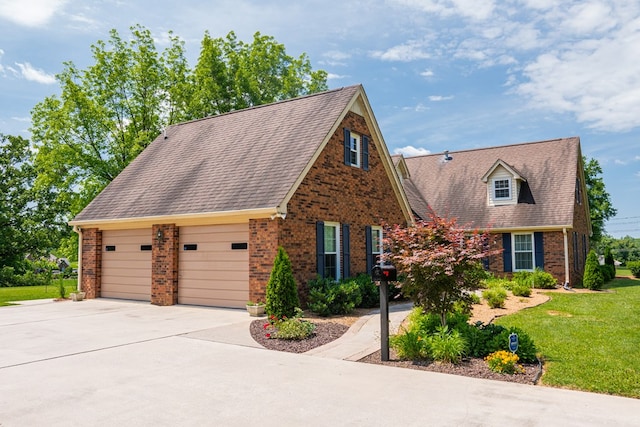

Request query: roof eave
[{"left": 68, "top": 206, "right": 283, "bottom": 230}]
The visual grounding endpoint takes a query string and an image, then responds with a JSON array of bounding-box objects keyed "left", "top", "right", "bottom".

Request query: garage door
[
  {"left": 178, "top": 224, "right": 249, "bottom": 308},
  {"left": 101, "top": 229, "right": 152, "bottom": 301}
]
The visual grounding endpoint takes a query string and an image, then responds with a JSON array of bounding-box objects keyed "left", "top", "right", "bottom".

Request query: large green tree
[
  {"left": 31, "top": 25, "right": 328, "bottom": 222},
  {"left": 583, "top": 157, "right": 617, "bottom": 244},
  {"left": 0, "top": 134, "right": 62, "bottom": 269}
]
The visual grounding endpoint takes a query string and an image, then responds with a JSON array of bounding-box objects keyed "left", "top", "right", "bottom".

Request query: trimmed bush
[
  {"left": 604, "top": 247, "right": 616, "bottom": 279},
  {"left": 513, "top": 269, "right": 557, "bottom": 289},
  {"left": 265, "top": 247, "right": 300, "bottom": 319},
  {"left": 353, "top": 274, "right": 379, "bottom": 308},
  {"left": 486, "top": 327, "right": 537, "bottom": 363},
  {"left": 628, "top": 261, "right": 640, "bottom": 278},
  {"left": 307, "top": 276, "right": 363, "bottom": 316},
  {"left": 482, "top": 286, "right": 507, "bottom": 308},
  {"left": 511, "top": 282, "right": 532, "bottom": 297},
  {"left": 583, "top": 250, "right": 604, "bottom": 290}
]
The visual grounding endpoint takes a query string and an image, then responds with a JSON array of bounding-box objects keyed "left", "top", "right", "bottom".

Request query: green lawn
[
  {"left": 0, "top": 279, "right": 79, "bottom": 306},
  {"left": 496, "top": 277, "right": 640, "bottom": 398}
]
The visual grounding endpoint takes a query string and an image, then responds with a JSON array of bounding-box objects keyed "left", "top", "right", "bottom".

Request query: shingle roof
[
  {"left": 403, "top": 137, "right": 582, "bottom": 230},
  {"left": 72, "top": 85, "right": 362, "bottom": 223}
]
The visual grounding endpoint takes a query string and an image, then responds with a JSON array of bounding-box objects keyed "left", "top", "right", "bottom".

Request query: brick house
[
  {"left": 394, "top": 137, "right": 591, "bottom": 286},
  {"left": 70, "top": 85, "right": 413, "bottom": 307}
]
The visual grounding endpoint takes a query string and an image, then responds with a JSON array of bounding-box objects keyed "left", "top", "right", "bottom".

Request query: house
[
  {"left": 394, "top": 137, "right": 591, "bottom": 286},
  {"left": 70, "top": 85, "right": 413, "bottom": 308}
]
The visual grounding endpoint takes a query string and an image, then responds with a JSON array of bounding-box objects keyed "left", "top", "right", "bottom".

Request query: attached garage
[
  {"left": 101, "top": 229, "right": 152, "bottom": 301},
  {"left": 178, "top": 224, "right": 249, "bottom": 308}
]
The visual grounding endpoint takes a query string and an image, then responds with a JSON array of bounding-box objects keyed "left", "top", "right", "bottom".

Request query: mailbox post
[{"left": 372, "top": 265, "right": 397, "bottom": 362}]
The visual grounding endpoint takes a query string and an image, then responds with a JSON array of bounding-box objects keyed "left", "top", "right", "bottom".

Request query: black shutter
[
  {"left": 362, "top": 135, "right": 369, "bottom": 171},
  {"left": 316, "top": 221, "right": 325, "bottom": 277},
  {"left": 365, "top": 225, "right": 373, "bottom": 274},
  {"left": 482, "top": 238, "right": 490, "bottom": 270},
  {"left": 502, "top": 233, "right": 512, "bottom": 272},
  {"left": 343, "top": 128, "right": 351, "bottom": 166},
  {"left": 342, "top": 224, "right": 350, "bottom": 279},
  {"left": 534, "top": 232, "right": 544, "bottom": 269}
]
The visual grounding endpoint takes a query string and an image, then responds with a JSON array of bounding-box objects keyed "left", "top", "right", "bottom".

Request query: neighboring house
[
  {"left": 394, "top": 137, "right": 591, "bottom": 286},
  {"left": 70, "top": 85, "right": 413, "bottom": 308}
]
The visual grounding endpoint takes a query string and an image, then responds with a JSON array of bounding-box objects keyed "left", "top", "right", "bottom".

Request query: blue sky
[{"left": 1, "top": 0, "right": 638, "bottom": 237}]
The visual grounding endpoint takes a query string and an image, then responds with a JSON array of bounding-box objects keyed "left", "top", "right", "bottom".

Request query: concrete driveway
[{"left": 1, "top": 299, "right": 639, "bottom": 426}]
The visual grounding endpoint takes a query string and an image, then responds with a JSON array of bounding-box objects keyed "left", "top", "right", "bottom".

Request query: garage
[
  {"left": 178, "top": 224, "right": 249, "bottom": 308},
  {"left": 101, "top": 229, "right": 152, "bottom": 301}
]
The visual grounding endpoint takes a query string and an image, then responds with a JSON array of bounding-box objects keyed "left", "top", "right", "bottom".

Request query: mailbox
[{"left": 372, "top": 265, "right": 397, "bottom": 281}]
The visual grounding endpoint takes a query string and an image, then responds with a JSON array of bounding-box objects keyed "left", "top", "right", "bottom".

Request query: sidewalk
[{"left": 305, "top": 302, "right": 413, "bottom": 360}]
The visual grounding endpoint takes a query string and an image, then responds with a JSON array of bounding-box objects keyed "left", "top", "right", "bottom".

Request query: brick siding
[
  {"left": 151, "top": 224, "right": 179, "bottom": 306},
  {"left": 80, "top": 228, "right": 101, "bottom": 298}
]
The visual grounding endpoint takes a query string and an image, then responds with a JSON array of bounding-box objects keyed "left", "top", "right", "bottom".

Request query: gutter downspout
[
  {"left": 73, "top": 225, "right": 82, "bottom": 292},
  {"left": 563, "top": 227, "right": 570, "bottom": 286}
]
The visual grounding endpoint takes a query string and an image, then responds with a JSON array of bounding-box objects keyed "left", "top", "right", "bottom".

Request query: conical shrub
[
  {"left": 583, "top": 249, "right": 604, "bottom": 290},
  {"left": 265, "top": 246, "right": 300, "bottom": 319}
]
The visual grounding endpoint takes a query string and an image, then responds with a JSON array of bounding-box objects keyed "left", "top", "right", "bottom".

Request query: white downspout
[
  {"left": 73, "top": 225, "right": 82, "bottom": 291},
  {"left": 563, "top": 227, "right": 570, "bottom": 286}
]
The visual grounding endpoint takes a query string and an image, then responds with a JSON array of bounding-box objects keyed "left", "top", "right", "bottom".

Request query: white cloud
[
  {"left": 393, "top": 0, "right": 495, "bottom": 21},
  {"left": 326, "top": 73, "right": 348, "bottom": 80},
  {"left": 14, "top": 62, "right": 56, "bottom": 84},
  {"left": 428, "top": 95, "right": 453, "bottom": 101},
  {"left": 0, "top": 0, "right": 68, "bottom": 27},
  {"left": 420, "top": 69, "right": 434, "bottom": 77},
  {"left": 615, "top": 159, "right": 627, "bottom": 165},
  {"left": 394, "top": 145, "right": 431, "bottom": 157},
  {"left": 371, "top": 40, "right": 431, "bottom": 62}
]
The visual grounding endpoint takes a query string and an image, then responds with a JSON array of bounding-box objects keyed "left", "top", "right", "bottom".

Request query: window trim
[
  {"left": 493, "top": 177, "right": 512, "bottom": 201},
  {"left": 349, "top": 132, "right": 361, "bottom": 168},
  {"left": 512, "top": 233, "right": 534, "bottom": 272},
  {"left": 371, "top": 226, "right": 383, "bottom": 266},
  {"left": 323, "top": 222, "right": 341, "bottom": 280}
]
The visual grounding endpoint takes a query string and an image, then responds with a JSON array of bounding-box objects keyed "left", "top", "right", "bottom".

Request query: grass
[
  {"left": 496, "top": 277, "right": 640, "bottom": 398},
  {"left": 0, "top": 279, "right": 79, "bottom": 306}
]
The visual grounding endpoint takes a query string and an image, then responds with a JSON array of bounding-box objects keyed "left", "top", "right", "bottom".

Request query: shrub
[
  {"left": 485, "top": 350, "right": 524, "bottom": 374},
  {"left": 353, "top": 274, "right": 379, "bottom": 308},
  {"left": 265, "top": 247, "right": 300, "bottom": 319},
  {"left": 599, "top": 264, "right": 613, "bottom": 282},
  {"left": 628, "top": 261, "right": 640, "bottom": 278},
  {"left": 485, "top": 276, "right": 514, "bottom": 290},
  {"left": 462, "top": 323, "right": 507, "bottom": 358},
  {"left": 482, "top": 286, "right": 507, "bottom": 308},
  {"left": 274, "top": 318, "right": 316, "bottom": 340},
  {"left": 390, "top": 328, "right": 429, "bottom": 360},
  {"left": 530, "top": 269, "right": 557, "bottom": 289},
  {"left": 511, "top": 282, "right": 532, "bottom": 297},
  {"left": 469, "top": 292, "right": 481, "bottom": 304},
  {"left": 307, "top": 277, "right": 362, "bottom": 316},
  {"left": 604, "top": 247, "right": 616, "bottom": 279},
  {"left": 486, "top": 327, "right": 537, "bottom": 363},
  {"left": 0, "top": 266, "right": 17, "bottom": 287},
  {"left": 583, "top": 250, "right": 604, "bottom": 290},
  {"left": 428, "top": 326, "right": 467, "bottom": 364}
]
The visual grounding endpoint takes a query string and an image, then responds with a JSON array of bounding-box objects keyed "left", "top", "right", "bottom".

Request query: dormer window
[
  {"left": 493, "top": 178, "right": 511, "bottom": 200},
  {"left": 482, "top": 159, "right": 526, "bottom": 207}
]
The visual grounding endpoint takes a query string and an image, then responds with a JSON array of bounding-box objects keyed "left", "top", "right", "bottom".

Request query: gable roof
[
  {"left": 71, "top": 85, "right": 412, "bottom": 227},
  {"left": 402, "top": 137, "right": 585, "bottom": 231},
  {"left": 481, "top": 159, "right": 527, "bottom": 183}
]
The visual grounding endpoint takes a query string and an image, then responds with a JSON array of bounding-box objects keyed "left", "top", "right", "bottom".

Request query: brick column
[
  {"left": 81, "top": 228, "right": 102, "bottom": 299},
  {"left": 249, "top": 218, "right": 281, "bottom": 303},
  {"left": 151, "top": 224, "right": 179, "bottom": 306}
]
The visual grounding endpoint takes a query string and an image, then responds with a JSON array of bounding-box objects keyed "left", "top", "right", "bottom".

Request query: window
[
  {"left": 349, "top": 133, "right": 361, "bottom": 167},
  {"left": 513, "top": 233, "right": 534, "bottom": 271},
  {"left": 493, "top": 178, "right": 511, "bottom": 200},
  {"left": 371, "top": 226, "right": 383, "bottom": 265},
  {"left": 343, "top": 128, "right": 369, "bottom": 170},
  {"left": 324, "top": 223, "right": 340, "bottom": 280},
  {"left": 575, "top": 178, "right": 582, "bottom": 205}
]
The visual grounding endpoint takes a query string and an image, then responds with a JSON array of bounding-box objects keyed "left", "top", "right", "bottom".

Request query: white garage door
[
  {"left": 101, "top": 229, "right": 152, "bottom": 301},
  {"left": 178, "top": 224, "right": 249, "bottom": 308}
]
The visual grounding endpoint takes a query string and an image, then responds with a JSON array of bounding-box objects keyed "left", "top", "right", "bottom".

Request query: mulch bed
[
  {"left": 249, "top": 319, "right": 349, "bottom": 353},
  {"left": 359, "top": 349, "right": 542, "bottom": 385},
  {"left": 250, "top": 318, "right": 542, "bottom": 385}
]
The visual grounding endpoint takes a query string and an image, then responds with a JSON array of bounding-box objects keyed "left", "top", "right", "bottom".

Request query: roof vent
[{"left": 443, "top": 150, "right": 453, "bottom": 162}]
